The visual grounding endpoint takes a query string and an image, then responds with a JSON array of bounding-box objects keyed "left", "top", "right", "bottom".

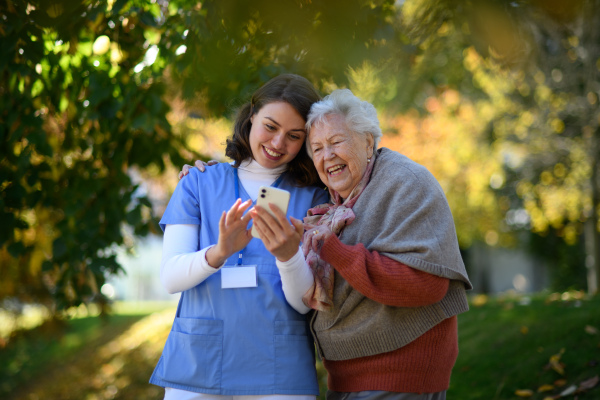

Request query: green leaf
[
  {"left": 52, "top": 238, "right": 67, "bottom": 259},
  {"left": 7, "top": 242, "right": 25, "bottom": 258},
  {"left": 131, "top": 114, "right": 154, "bottom": 133}
]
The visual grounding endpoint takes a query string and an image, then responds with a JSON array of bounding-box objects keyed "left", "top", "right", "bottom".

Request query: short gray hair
[{"left": 305, "top": 89, "right": 382, "bottom": 158}]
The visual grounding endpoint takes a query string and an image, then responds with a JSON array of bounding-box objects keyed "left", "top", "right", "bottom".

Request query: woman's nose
[
  {"left": 271, "top": 133, "right": 285, "bottom": 149},
  {"left": 324, "top": 146, "right": 335, "bottom": 160}
]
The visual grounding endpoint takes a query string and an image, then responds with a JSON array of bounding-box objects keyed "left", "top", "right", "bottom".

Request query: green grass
[
  {"left": 1, "top": 296, "right": 599, "bottom": 399},
  {"left": 0, "top": 301, "right": 176, "bottom": 399},
  {"left": 449, "top": 292, "right": 600, "bottom": 399}
]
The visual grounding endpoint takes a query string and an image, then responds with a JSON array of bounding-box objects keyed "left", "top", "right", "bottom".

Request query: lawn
[
  {"left": 1, "top": 293, "right": 599, "bottom": 400},
  {"left": 449, "top": 292, "right": 600, "bottom": 399},
  {"left": 0, "top": 302, "right": 177, "bottom": 400}
]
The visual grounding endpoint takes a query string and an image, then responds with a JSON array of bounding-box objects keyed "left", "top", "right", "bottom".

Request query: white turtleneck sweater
[{"left": 160, "top": 159, "right": 312, "bottom": 314}]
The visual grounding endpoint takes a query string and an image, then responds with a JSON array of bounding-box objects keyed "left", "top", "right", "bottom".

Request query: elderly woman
[{"left": 252, "top": 89, "right": 472, "bottom": 400}]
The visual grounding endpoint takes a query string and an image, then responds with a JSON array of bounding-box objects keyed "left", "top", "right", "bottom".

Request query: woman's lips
[{"left": 263, "top": 145, "right": 283, "bottom": 160}]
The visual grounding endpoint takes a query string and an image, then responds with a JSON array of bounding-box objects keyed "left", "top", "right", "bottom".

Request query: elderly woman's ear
[{"left": 367, "top": 133, "right": 375, "bottom": 159}]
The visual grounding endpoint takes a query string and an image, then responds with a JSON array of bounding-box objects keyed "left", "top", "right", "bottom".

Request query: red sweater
[{"left": 319, "top": 235, "right": 458, "bottom": 394}]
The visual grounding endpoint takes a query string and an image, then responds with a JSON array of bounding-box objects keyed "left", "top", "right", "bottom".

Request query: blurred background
[{"left": 1, "top": 0, "right": 599, "bottom": 399}]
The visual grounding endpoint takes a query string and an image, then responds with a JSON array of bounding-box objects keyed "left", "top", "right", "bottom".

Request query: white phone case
[{"left": 251, "top": 186, "right": 291, "bottom": 239}]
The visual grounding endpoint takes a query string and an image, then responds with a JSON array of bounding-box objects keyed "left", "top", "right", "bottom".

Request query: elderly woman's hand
[
  {"left": 178, "top": 160, "right": 219, "bottom": 179},
  {"left": 252, "top": 204, "right": 304, "bottom": 262}
]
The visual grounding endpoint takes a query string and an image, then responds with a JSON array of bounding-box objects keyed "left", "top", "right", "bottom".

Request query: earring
[{"left": 367, "top": 158, "right": 371, "bottom": 162}]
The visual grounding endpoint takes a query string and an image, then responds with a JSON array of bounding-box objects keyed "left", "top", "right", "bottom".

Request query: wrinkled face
[
  {"left": 309, "top": 114, "right": 374, "bottom": 199},
  {"left": 249, "top": 101, "right": 307, "bottom": 169}
]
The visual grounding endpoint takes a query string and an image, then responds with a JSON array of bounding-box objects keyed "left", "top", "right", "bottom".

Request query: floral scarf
[{"left": 301, "top": 153, "right": 377, "bottom": 311}]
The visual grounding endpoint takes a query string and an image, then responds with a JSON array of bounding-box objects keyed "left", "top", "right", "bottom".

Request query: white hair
[{"left": 305, "top": 89, "right": 382, "bottom": 158}]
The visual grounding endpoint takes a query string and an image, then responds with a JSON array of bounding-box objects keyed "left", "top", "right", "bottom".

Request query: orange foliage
[{"left": 380, "top": 89, "right": 504, "bottom": 246}]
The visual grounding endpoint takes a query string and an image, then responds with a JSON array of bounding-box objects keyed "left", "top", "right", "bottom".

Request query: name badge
[{"left": 221, "top": 265, "right": 257, "bottom": 289}]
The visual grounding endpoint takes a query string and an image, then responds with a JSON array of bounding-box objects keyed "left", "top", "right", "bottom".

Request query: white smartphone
[{"left": 251, "top": 186, "right": 291, "bottom": 239}]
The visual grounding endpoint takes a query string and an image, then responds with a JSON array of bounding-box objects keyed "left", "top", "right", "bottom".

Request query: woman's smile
[
  {"left": 327, "top": 164, "right": 346, "bottom": 176},
  {"left": 263, "top": 145, "right": 284, "bottom": 159}
]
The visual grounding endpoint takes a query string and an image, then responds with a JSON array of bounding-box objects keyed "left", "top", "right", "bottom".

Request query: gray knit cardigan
[{"left": 311, "top": 147, "right": 472, "bottom": 361}]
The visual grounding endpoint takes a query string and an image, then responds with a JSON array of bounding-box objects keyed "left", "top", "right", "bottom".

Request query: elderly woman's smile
[
  {"left": 327, "top": 164, "right": 346, "bottom": 175},
  {"left": 309, "top": 114, "right": 374, "bottom": 199}
]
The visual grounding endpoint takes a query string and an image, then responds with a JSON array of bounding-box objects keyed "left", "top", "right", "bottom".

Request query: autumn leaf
[
  {"left": 515, "top": 389, "right": 534, "bottom": 397},
  {"left": 537, "top": 384, "right": 554, "bottom": 392},
  {"left": 554, "top": 379, "right": 567, "bottom": 387},
  {"left": 559, "top": 385, "right": 577, "bottom": 397},
  {"left": 578, "top": 375, "right": 599, "bottom": 391},
  {"left": 548, "top": 348, "right": 566, "bottom": 375},
  {"left": 471, "top": 294, "right": 489, "bottom": 307},
  {"left": 585, "top": 325, "right": 598, "bottom": 335}
]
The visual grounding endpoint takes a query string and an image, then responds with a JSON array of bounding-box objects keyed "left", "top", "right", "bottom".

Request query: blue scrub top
[{"left": 150, "top": 163, "right": 329, "bottom": 395}]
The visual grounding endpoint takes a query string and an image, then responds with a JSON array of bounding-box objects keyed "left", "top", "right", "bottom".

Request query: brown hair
[{"left": 225, "top": 74, "right": 322, "bottom": 187}]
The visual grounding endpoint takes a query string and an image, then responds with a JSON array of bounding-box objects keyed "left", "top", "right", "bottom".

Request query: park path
[{"left": 10, "top": 308, "right": 175, "bottom": 400}]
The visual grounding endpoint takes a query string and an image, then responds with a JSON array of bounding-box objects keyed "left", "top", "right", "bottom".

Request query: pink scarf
[{"left": 301, "top": 154, "right": 376, "bottom": 311}]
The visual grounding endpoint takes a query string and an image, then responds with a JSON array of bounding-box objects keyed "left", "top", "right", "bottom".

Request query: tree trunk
[
  {"left": 584, "top": 215, "right": 600, "bottom": 295},
  {"left": 585, "top": 129, "right": 600, "bottom": 295},
  {"left": 583, "top": 0, "right": 600, "bottom": 295}
]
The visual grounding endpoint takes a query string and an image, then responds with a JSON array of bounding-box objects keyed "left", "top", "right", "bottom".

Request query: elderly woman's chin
[{"left": 325, "top": 173, "right": 354, "bottom": 198}]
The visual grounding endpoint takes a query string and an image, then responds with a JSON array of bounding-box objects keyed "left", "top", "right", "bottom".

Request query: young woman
[{"left": 150, "top": 74, "right": 329, "bottom": 400}]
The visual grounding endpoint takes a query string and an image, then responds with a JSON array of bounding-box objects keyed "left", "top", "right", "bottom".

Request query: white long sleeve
[
  {"left": 160, "top": 224, "right": 224, "bottom": 294},
  {"left": 276, "top": 248, "right": 313, "bottom": 314}
]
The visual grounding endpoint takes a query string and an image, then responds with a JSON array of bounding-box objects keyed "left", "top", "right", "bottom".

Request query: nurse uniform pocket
[
  {"left": 273, "top": 320, "right": 318, "bottom": 392},
  {"left": 159, "top": 317, "right": 223, "bottom": 391}
]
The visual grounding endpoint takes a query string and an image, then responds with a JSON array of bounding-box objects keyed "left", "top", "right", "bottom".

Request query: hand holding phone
[{"left": 251, "top": 186, "right": 290, "bottom": 239}]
